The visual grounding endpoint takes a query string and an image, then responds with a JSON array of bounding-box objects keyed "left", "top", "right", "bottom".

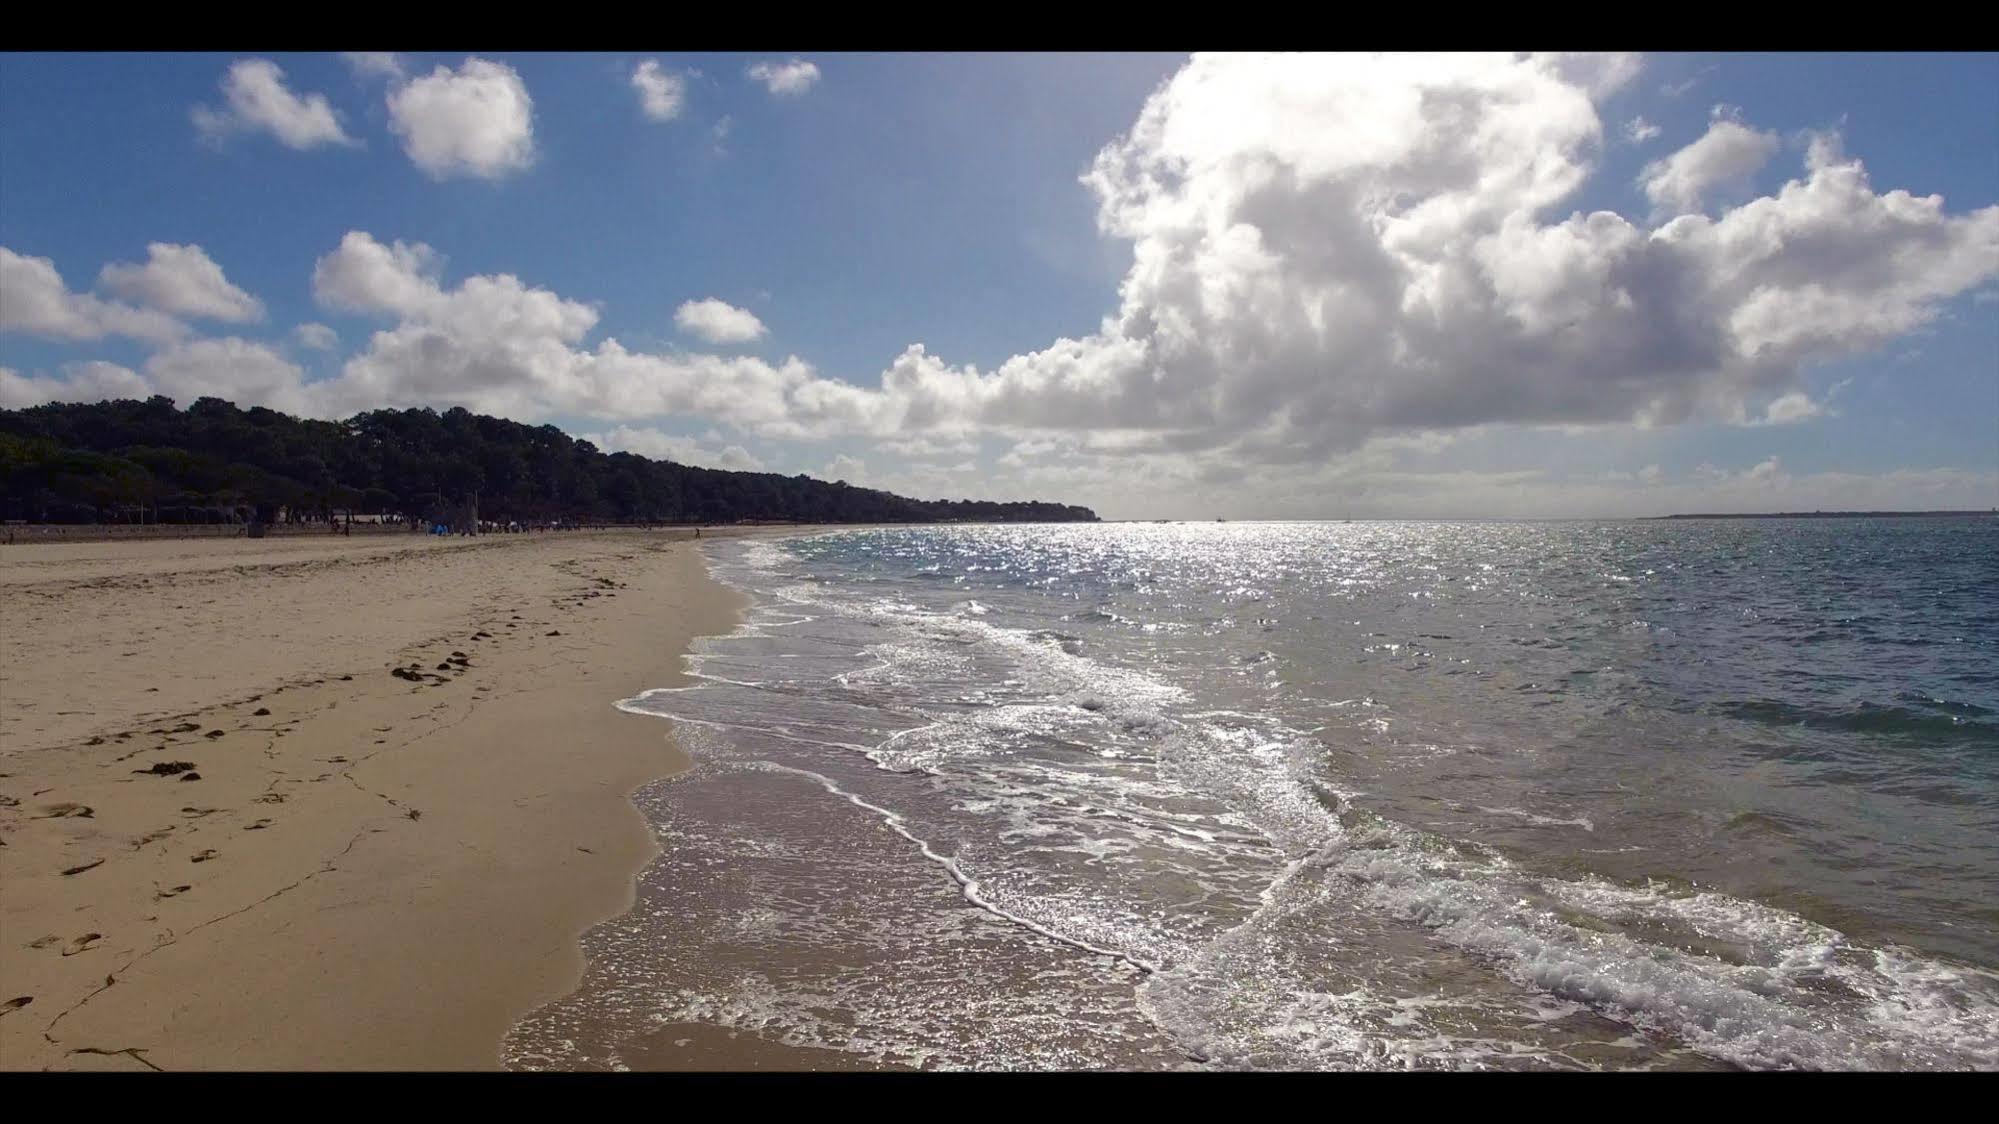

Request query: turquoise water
[{"left": 510, "top": 518, "right": 1999, "bottom": 1070}]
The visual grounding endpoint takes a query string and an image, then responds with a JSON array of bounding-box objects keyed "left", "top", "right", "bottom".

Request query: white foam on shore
[
  {"left": 745, "top": 759, "right": 1162, "bottom": 975},
  {"left": 1474, "top": 805, "right": 1596, "bottom": 831}
]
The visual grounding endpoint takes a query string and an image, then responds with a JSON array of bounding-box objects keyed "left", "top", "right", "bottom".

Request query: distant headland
[{"left": 1652, "top": 510, "right": 1995, "bottom": 520}]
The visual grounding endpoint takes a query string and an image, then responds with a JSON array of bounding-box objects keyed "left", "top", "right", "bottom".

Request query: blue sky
[{"left": 2, "top": 52, "right": 1994, "bottom": 518}]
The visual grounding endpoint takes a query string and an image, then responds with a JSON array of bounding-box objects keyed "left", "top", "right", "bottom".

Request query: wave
[{"left": 1717, "top": 699, "right": 1999, "bottom": 745}]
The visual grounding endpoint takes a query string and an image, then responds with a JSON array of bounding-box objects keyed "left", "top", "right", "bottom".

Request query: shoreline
[{"left": 0, "top": 527, "right": 793, "bottom": 1069}]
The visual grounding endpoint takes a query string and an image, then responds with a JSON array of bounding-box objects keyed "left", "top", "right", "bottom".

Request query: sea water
[{"left": 507, "top": 518, "right": 1999, "bottom": 1070}]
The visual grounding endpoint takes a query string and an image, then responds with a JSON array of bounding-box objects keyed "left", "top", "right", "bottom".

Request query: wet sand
[{"left": 0, "top": 527, "right": 768, "bottom": 1070}]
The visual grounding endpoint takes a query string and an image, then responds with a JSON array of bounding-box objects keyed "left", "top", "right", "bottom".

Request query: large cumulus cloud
[{"left": 858, "top": 53, "right": 1997, "bottom": 464}]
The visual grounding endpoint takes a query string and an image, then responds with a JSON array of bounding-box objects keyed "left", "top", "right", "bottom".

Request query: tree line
[{"left": 0, "top": 396, "right": 1099, "bottom": 527}]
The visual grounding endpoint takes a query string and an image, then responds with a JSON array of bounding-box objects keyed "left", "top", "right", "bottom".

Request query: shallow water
[{"left": 508, "top": 518, "right": 1999, "bottom": 1070}]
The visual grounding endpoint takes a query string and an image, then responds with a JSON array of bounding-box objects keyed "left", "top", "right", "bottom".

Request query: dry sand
[{"left": 0, "top": 527, "right": 766, "bottom": 1070}]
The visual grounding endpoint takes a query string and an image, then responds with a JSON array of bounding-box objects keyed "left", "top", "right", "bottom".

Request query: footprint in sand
[
  {"left": 60, "top": 933, "right": 103, "bottom": 956},
  {"left": 190, "top": 849, "right": 217, "bottom": 863},
  {"left": 36, "top": 802, "right": 94, "bottom": 819},
  {"left": 153, "top": 884, "right": 192, "bottom": 900},
  {"left": 244, "top": 819, "right": 272, "bottom": 831}
]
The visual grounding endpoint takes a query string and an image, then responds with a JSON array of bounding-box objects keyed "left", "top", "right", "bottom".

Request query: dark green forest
[{"left": 0, "top": 397, "right": 1098, "bottom": 527}]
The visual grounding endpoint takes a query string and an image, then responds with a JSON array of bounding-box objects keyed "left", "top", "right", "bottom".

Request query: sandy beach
[{"left": 0, "top": 527, "right": 760, "bottom": 1070}]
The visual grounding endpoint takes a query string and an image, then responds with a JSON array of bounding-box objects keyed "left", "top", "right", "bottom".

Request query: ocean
[{"left": 506, "top": 518, "right": 1999, "bottom": 1070}]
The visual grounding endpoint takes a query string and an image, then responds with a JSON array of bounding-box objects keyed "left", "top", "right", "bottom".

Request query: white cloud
[
  {"left": 192, "top": 59, "right": 356, "bottom": 150},
  {"left": 310, "top": 230, "right": 447, "bottom": 316},
  {"left": 673, "top": 298, "right": 766, "bottom": 345},
  {"left": 97, "top": 243, "right": 263, "bottom": 323},
  {"left": 295, "top": 322, "right": 338, "bottom": 350},
  {"left": 145, "top": 337, "right": 316, "bottom": 414},
  {"left": 576, "top": 425, "right": 690, "bottom": 459},
  {"left": 387, "top": 58, "right": 535, "bottom": 179},
  {"left": 746, "top": 58, "right": 820, "bottom": 96},
  {"left": 1660, "top": 72, "right": 1707, "bottom": 99},
  {"left": 341, "top": 52, "right": 406, "bottom": 81},
  {"left": 581, "top": 425, "right": 764, "bottom": 471},
  {"left": 1536, "top": 52, "right": 1643, "bottom": 98},
  {"left": 0, "top": 247, "right": 187, "bottom": 345},
  {"left": 0, "top": 340, "right": 312, "bottom": 414},
  {"left": 878, "top": 434, "right": 979, "bottom": 459},
  {"left": 0, "top": 361, "right": 152, "bottom": 408},
  {"left": 822, "top": 454, "right": 868, "bottom": 484},
  {"left": 1760, "top": 391, "right": 1823, "bottom": 425},
  {"left": 631, "top": 60, "right": 687, "bottom": 121},
  {"left": 713, "top": 445, "right": 764, "bottom": 471},
  {"left": 1624, "top": 116, "right": 1662, "bottom": 144},
  {"left": 291, "top": 232, "right": 815, "bottom": 427},
  {"left": 1638, "top": 110, "right": 1780, "bottom": 215}
]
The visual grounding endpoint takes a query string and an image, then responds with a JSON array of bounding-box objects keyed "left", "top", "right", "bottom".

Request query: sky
[{"left": 1, "top": 51, "right": 1994, "bottom": 519}]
